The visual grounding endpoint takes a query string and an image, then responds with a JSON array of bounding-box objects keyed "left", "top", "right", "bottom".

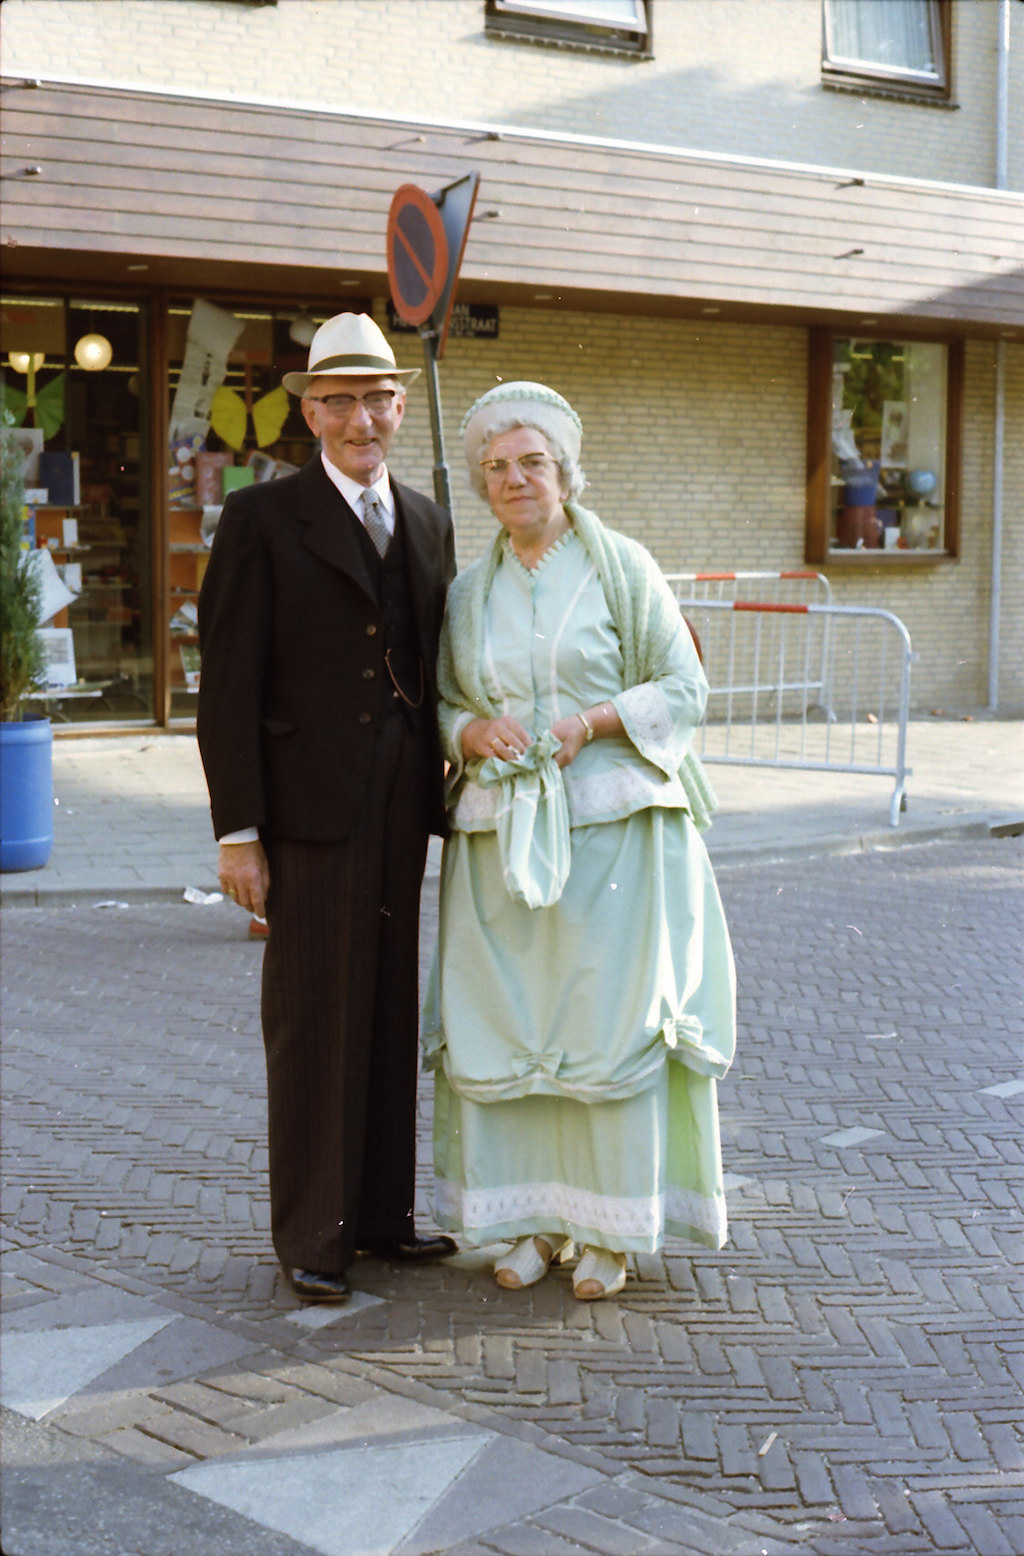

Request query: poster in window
[{"left": 880, "top": 401, "right": 908, "bottom": 468}]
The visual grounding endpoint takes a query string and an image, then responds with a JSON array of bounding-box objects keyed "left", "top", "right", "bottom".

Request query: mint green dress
[{"left": 423, "top": 531, "right": 735, "bottom": 1253}]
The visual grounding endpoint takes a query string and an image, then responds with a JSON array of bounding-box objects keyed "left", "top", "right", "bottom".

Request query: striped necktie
[{"left": 361, "top": 490, "right": 391, "bottom": 558}]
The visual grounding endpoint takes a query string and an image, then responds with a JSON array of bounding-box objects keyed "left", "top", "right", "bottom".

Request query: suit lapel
[
  {"left": 296, "top": 455, "right": 377, "bottom": 604},
  {"left": 394, "top": 481, "right": 439, "bottom": 644}
]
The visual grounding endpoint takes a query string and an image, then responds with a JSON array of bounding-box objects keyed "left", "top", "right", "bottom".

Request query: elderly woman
[{"left": 423, "top": 382, "right": 735, "bottom": 1300}]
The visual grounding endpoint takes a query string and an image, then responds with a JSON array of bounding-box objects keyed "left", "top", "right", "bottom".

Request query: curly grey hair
[{"left": 466, "top": 413, "right": 587, "bottom": 503}]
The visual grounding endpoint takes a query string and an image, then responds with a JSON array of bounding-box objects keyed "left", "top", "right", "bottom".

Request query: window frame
[
  {"left": 821, "top": 0, "right": 953, "bottom": 105},
  {"left": 805, "top": 326, "right": 963, "bottom": 567},
  {"left": 484, "top": 0, "right": 652, "bottom": 57}
]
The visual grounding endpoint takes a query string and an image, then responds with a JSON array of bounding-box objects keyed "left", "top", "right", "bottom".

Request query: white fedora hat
[{"left": 282, "top": 312, "right": 420, "bottom": 395}]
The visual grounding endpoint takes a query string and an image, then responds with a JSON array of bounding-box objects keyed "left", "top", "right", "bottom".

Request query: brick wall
[
  {"left": 385, "top": 306, "right": 1022, "bottom": 712},
  {"left": 3, "top": 0, "right": 1020, "bottom": 190},
  {"left": 999, "top": 342, "right": 1024, "bottom": 707}
]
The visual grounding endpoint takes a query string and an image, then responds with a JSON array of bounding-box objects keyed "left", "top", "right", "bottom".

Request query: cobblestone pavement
[{"left": 2, "top": 836, "right": 1022, "bottom": 1556}]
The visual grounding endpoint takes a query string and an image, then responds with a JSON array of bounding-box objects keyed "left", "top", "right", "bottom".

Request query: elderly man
[{"left": 197, "top": 312, "right": 456, "bottom": 1302}]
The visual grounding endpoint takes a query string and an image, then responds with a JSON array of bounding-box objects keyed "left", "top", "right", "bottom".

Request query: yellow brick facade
[{"left": 3, "top": 0, "right": 1021, "bottom": 189}]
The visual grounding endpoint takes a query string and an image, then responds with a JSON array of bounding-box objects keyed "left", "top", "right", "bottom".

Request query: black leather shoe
[
  {"left": 286, "top": 1268, "right": 351, "bottom": 1302},
  {"left": 360, "top": 1235, "right": 457, "bottom": 1263}
]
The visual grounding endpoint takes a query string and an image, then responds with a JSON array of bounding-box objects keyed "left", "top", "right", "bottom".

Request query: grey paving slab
[
  {"left": 284, "top": 1290, "right": 387, "bottom": 1329},
  {"left": 171, "top": 1433, "right": 493, "bottom": 1556},
  {"left": 1, "top": 1417, "right": 319, "bottom": 1556},
  {"left": 63, "top": 1313, "right": 259, "bottom": 1399},
  {"left": 396, "top": 1434, "right": 604, "bottom": 1552},
  {"left": 1, "top": 1316, "right": 175, "bottom": 1421},
  {"left": 226, "top": 1391, "right": 479, "bottom": 1458},
  {"left": 2, "top": 1281, "right": 172, "bottom": 1333}
]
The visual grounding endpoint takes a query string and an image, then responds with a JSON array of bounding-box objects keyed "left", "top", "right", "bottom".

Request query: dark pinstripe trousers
[{"left": 260, "top": 715, "right": 428, "bottom": 1274}]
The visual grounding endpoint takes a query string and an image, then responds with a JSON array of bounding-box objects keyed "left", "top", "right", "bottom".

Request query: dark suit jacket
[{"left": 197, "top": 454, "right": 455, "bottom": 843}]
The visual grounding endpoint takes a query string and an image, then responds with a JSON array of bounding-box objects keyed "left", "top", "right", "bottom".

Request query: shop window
[
  {"left": 1, "top": 295, "right": 152, "bottom": 723},
  {"left": 822, "top": 0, "right": 951, "bottom": 102},
  {"left": 485, "top": 0, "right": 651, "bottom": 56},
  {"left": 164, "top": 298, "right": 329, "bottom": 721},
  {"left": 805, "top": 327, "right": 962, "bottom": 564}
]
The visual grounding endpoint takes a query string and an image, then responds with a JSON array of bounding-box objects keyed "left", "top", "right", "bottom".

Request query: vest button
[
  {"left": 366, "top": 624, "right": 378, "bottom": 636},
  {"left": 358, "top": 712, "right": 372, "bottom": 725},
  {"left": 362, "top": 668, "right": 375, "bottom": 679}
]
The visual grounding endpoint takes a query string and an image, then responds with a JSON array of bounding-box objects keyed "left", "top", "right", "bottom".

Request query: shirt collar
[{"left": 320, "top": 453, "right": 394, "bottom": 518}]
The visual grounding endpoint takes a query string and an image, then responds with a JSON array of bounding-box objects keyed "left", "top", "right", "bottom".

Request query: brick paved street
[{"left": 2, "top": 836, "right": 1022, "bottom": 1556}]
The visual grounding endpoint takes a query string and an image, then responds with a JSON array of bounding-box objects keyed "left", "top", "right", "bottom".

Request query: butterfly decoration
[
  {"left": 0, "top": 372, "right": 67, "bottom": 441},
  {"left": 209, "top": 384, "right": 290, "bottom": 452}
]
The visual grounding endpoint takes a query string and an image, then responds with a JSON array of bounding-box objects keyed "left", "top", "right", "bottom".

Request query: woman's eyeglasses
[
  {"left": 479, "top": 453, "right": 555, "bottom": 480},
  {"left": 305, "top": 390, "right": 397, "bottom": 415}
]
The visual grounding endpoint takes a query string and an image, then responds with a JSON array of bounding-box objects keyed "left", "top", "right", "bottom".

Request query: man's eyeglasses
[
  {"left": 305, "top": 390, "right": 397, "bottom": 415},
  {"left": 479, "top": 453, "right": 555, "bottom": 480}
]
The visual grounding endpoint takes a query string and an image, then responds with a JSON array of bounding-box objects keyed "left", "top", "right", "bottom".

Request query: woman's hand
[
  {"left": 461, "top": 717, "right": 532, "bottom": 763},
  {"left": 550, "top": 702, "right": 625, "bottom": 769},
  {"left": 550, "top": 714, "right": 588, "bottom": 769}
]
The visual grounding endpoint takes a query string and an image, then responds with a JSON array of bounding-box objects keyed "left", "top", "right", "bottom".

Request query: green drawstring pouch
[{"left": 477, "top": 729, "right": 570, "bottom": 909}]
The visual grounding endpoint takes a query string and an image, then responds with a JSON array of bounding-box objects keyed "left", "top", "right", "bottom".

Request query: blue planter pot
[{"left": 0, "top": 716, "right": 53, "bottom": 872}]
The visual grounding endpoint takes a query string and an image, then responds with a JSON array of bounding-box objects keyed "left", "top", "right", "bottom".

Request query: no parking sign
[
  {"left": 385, "top": 172, "right": 481, "bottom": 508},
  {"left": 387, "top": 173, "right": 480, "bottom": 357},
  {"left": 387, "top": 185, "right": 449, "bottom": 330}
]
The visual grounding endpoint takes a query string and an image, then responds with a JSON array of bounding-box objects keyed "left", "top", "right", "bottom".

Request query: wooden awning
[{"left": 2, "top": 77, "right": 1021, "bottom": 334}]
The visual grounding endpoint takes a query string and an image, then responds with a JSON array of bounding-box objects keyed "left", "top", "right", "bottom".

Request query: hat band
[{"left": 309, "top": 352, "right": 398, "bottom": 373}]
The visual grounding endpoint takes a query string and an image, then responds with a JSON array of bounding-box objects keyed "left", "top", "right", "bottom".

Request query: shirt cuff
[{"left": 218, "top": 827, "right": 260, "bottom": 844}]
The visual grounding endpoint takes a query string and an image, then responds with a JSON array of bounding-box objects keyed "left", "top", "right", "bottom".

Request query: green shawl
[{"left": 438, "top": 502, "right": 717, "bottom": 830}]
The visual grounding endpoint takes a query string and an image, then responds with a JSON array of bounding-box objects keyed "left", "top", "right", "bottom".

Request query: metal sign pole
[
  {"left": 387, "top": 172, "right": 480, "bottom": 515},
  {"left": 419, "top": 327, "right": 451, "bottom": 512}
]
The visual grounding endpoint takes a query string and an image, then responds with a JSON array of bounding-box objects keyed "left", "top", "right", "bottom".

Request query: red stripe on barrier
[{"left": 733, "top": 600, "right": 810, "bottom": 613}]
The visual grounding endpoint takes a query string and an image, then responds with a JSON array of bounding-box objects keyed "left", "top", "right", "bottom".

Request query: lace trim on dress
[
  {"left": 666, "top": 1185, "right": 728, "bottom": 1246},
  {"left": 618, "top": 681, "right": 677, "bottom": 771},
  {"left": 564, "top": 763, "right": 687, "bottom": 826},
  {"left": 435, "top": 1178, "right": 727, "bottom": 1243},
  {"left": 437, "top": 1178, "right": 663, "bottom": 1238},
  {"left": 451, "top": 780, "right": 499, "bottom": 829},
  {"left": 451, "top": 764, "right": 689, "bottom": 831},
  {"left": 501, "top": 527, "right": 576, "bottom": 579}
]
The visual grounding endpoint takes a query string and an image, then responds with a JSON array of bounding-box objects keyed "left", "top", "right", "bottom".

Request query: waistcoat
[{"left": 354, "top": 510, "right": 425, "bottom": 730}]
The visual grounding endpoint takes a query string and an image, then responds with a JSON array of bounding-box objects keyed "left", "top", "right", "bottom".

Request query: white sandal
[
  {"left": 573, "top": 1246, "right": 627, "bottom": 1301},
  {"left": 494, "top": 1234, "right": 573, "bottom": 1290}
]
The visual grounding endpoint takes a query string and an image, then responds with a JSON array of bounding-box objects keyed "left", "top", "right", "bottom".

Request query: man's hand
[{"left": 218, "top": 840, "right": 270, "bottom": 918}]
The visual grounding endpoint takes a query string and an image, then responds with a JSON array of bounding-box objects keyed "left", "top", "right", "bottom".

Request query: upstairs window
[
  {"left": 823, "top": 0, "right": 951, "bottom": 102},
  {"left": 485, "top": 0, "right": 651, "bottom": 56}
]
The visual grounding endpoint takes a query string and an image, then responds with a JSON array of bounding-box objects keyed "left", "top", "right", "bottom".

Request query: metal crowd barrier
[
  {"left": 664, "top": 570, "right": 834, "bottom": 608},
  {"left": 677, "top": 598, "right": 915, "bottom": 826},
  {"left": 665, "top": 571, "right": 835, "bottom": 716}
]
